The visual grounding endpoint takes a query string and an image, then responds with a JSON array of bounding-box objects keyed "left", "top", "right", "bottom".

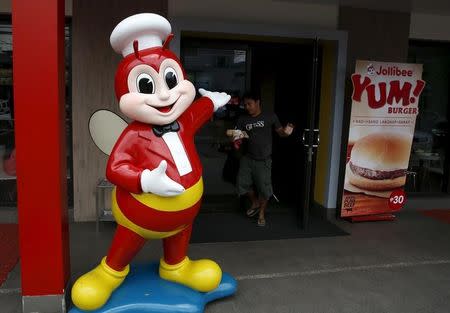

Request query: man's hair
[{"left": 242, "top": 90, "right": 261, "bottom": 102}]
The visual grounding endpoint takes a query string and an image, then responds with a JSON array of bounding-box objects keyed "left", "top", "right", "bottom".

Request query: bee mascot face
[{"left": 114, "top": 37, "right": 196, "bottom": 126}]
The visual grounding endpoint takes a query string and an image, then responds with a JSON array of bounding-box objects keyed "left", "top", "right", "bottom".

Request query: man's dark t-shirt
[{"left": 236, "top": 112, "right": 281, "bottom": 160}]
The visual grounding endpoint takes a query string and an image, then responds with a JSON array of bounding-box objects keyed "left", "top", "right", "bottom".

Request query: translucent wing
[{"left": 89, "top": 110, "right": 128, "bottom": 155}]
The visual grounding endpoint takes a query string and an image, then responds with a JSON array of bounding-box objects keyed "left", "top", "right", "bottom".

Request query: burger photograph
[{"left": 345, "top": 132, "right": 412, "bottom": 192}]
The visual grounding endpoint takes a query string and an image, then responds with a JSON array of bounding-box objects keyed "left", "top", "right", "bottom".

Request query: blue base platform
[{"left": 69, "top": 262, "right": 237, "bottom": 313}]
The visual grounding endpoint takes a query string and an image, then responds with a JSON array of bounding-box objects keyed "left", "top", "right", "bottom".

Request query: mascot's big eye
[
  {"left": 137, "top": 73, "right": 155, "bottom": 94},
  {"left": 164, "top": 67, "right": 178, "bottom": 89}
]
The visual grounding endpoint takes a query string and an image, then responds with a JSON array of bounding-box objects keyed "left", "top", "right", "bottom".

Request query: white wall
[
  {"left": 410, "top": 13, "right": 450, "bottom": 41},
  {"left": 169, "top": 0, "right": 338, "bottom": 29},
  {"left": 0, "top": 0, "right": 73, "bottom": 16}
]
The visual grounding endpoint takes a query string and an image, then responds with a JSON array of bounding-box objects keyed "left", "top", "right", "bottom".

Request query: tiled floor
[{"left": 2, "top": 209, "right": 450, "bottom": 313}]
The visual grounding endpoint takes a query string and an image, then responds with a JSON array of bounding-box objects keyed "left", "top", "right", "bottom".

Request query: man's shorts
[{"left": 237, "top": 156, "right": 273, "bottom": 200}]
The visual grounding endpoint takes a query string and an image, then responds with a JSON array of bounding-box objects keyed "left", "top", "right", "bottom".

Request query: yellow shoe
[
  {"left": 159, "top": 257, "right": 222, "bottom": 292},
  {"left": 71, "top": 257, "right": 129, "bottom": 311}
]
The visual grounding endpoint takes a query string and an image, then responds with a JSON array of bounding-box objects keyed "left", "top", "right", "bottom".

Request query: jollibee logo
[{"left": 367, "top": 64, "right": 375, "bottom": 76}]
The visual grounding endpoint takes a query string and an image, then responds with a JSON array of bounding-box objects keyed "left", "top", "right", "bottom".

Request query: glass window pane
[
  {"left": 0, "top": 18, "right": 73, "bottom": 206},
  {"left": 0, "top": 21, "right": 15, "bottom": 205},
  {"left": 407, "top": 42, "right": 449, "bottom": 193},
  {"left": 181, "top": 38, "right": 248, "bottom": 201}
]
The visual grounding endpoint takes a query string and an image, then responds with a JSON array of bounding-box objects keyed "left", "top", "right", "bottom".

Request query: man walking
[{"left": 233, "top": 91, "right": 294, "bottom": 226}]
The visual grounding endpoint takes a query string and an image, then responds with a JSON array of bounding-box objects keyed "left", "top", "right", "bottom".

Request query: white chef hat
[{"left": 110, "top": 13, "right": 172, "bottom": 58}]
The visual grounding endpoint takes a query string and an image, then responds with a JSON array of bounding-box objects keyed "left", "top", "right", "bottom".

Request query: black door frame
[{"left": 300, "top": 38, "right": 320, "bottom": 229}]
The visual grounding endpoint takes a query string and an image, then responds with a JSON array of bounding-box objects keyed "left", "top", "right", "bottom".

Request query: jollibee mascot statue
[{"left": 71, "top": 13, "right": 236, "bottom": 312}]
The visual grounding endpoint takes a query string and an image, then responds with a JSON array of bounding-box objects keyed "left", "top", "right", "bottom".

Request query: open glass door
[
  {"left": 299, "top": 38, "right": 321, "bottom": 229},
  {"left": 181, "top": 37, "right": 250, "bottom": 212}
]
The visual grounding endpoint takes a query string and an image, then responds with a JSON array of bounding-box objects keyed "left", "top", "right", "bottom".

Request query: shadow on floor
[{"left": 191, "top": 209, "right": 348, "bottom": 243}]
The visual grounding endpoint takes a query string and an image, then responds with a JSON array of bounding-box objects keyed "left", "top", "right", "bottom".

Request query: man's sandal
[
  {"left": 246, "top": 207, "right": 260, "bottom": 217},
  {"left": 257, "top": 218, "right": 266, "bottom": 227}
]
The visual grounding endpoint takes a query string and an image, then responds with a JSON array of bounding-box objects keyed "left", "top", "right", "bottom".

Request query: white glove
[
  {"left": 140, "top": 160, "right": 185, "bottom": 197},
  {"left": 199, "top": 88, "right": 231, "bottom": 112}
]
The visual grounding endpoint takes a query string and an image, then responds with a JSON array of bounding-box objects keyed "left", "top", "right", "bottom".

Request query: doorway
[{"left": 181, "top": 35, "right": 342, "bottom": 241}]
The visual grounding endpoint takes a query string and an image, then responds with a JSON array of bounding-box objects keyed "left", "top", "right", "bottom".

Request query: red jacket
[{"left": 106, "top": 97, "right": 214, "bottom": 232}]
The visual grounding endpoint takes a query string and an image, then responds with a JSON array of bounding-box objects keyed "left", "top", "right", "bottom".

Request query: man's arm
[
  {"left": 275, "top": 123, "right": 294, "bottom": 137},
  {"left": 273, "top": 113, "right": 294, "bottom": 137}
]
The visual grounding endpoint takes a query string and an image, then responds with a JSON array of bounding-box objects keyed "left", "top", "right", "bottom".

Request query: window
[
  {"left": 0, "top": 16, "right": 73, "bottom": 206},
  {"left": 407, "top": 40, "right": 450, "bottom": 193},
  {"left": 181, "top": 37, "right": 249, "bottom": 198}
]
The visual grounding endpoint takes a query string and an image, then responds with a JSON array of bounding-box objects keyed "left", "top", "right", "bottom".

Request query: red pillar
[{"left": 12, "top": 0, "right": 70, "bottom": 298}]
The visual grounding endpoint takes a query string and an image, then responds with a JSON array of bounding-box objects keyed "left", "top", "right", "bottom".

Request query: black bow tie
[{"left": 153, "top": 121, "right": 180, "bottom": 137}]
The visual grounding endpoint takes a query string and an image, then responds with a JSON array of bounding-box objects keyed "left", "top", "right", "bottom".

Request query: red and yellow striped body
[{"left": 105, "top": 97, "right": 214, "bottom": 268}]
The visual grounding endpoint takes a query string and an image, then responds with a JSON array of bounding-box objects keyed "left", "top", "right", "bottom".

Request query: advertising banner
[{"left": 340, "top": 60, "right": 425, "bottom": 221}]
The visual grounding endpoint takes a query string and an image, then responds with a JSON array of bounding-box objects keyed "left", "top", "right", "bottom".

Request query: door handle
[
  {"left": 313, "top": 129, "right": 320, "bottom": 148},
  {"left": 302, "top": 129, "right": 309, "bottom": 147},
  {"left": 303, "top": 129, "right": 320, "bottom": 148}
]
